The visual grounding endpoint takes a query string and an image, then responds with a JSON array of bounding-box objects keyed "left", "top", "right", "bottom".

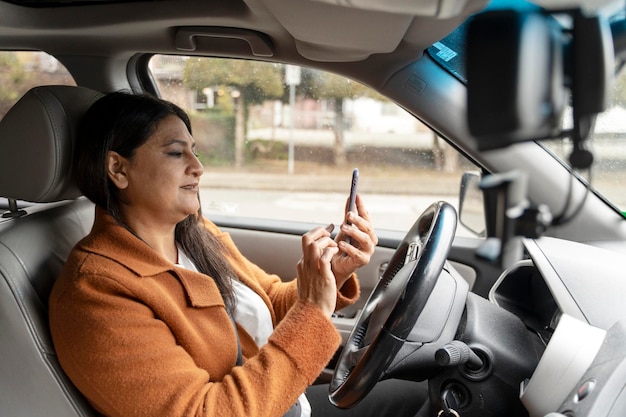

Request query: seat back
[{"left": 0, "top": 86, "right": 102, "bottom": 417}]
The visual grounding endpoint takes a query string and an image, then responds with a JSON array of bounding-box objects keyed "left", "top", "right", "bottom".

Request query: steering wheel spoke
[{"left": 346, "top": 344, "right": 369, "bottom": 367}]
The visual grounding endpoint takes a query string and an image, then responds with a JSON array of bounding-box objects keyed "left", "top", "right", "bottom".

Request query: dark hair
[{"left": 73, "top": 91, "right": 236, "bottom": 312}]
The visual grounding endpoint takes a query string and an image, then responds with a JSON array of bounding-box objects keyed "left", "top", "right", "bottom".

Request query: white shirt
[
  {"left": 176, "top": 247, "right": 311, "bottom": 417},
  {"left": 230, "top": 279, "right": 273, "bottom": 347}
]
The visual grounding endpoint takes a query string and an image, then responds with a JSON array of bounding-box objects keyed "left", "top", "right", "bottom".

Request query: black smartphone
[{"left": 345, "top": 168, "right": 359, "bottom": 243}]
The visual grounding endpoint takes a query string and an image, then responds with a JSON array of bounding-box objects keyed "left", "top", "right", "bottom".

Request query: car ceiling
[
  {"left": 0, "top": 0, "right": 485, "bottom": 80},
  {"left": 0, "top": 0, "right": 619, "bottom": 87}
]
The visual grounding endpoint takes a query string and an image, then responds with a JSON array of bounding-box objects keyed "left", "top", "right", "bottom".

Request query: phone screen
[
  {"left": 345, "top": 168, "right": 359, "bottom": 243},
  {"left": 347, "top": 168, "right": 359, "bottom": 218}
]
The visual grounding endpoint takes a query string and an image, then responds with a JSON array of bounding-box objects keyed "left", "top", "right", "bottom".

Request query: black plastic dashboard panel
[{"left": 489, "top": 260, "right": 559, "bottom": 346}]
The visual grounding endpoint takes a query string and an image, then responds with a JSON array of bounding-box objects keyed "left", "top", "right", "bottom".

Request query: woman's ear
[{"left": 106, "top": 151, "right": 129, "bottom": 189}]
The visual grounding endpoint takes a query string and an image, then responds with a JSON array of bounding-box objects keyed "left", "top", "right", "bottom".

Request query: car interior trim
[{"left": 520, "top": 314, "right": 606, "bottom": 417}]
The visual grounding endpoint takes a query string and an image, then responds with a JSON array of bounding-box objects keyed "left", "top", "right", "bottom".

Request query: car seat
[{"left": 0, "top": 85, "right": 102, "bottom": 416}]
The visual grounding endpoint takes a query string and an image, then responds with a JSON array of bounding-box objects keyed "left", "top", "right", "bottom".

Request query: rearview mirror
[
  {"left": 467, "top": 10, "right": 565, "bottom": 148},
  {"left": 466, "top": 8, "right": 613, "bottom": 165}
]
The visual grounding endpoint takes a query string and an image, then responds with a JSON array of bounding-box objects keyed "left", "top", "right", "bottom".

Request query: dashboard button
[{"left": 575, "top": 379, "right": 596, "bottom": 402}]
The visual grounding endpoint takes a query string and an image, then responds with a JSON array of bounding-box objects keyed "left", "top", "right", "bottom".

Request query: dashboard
[{"left": 484, "top": 237, "right": 626, "bottom": 417}]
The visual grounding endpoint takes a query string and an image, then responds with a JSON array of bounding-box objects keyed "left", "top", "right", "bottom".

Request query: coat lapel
[{"left": 82, "top": 207, "right": 225, "bottom": 309}]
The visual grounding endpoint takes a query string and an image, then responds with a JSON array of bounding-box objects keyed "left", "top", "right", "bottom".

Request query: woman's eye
[{"left": 168, "top": 151, "right": 183, "bottom": 157}]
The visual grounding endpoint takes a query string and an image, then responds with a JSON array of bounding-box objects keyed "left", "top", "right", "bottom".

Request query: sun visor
[
  {"left": 257, "top": 0, "right": 412, "bottom": 62},
  {"left": 254, "top": 0, "right": 489, "bottom": 62}
]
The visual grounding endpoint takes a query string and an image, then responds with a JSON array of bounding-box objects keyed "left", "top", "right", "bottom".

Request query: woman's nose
[{"left": 190, "top": 153, "right": 204, "bottom": 176}]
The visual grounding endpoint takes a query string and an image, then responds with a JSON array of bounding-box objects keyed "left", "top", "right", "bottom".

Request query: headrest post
[{"left": 2, "top": 199, "right": 27, "bottom": 219}]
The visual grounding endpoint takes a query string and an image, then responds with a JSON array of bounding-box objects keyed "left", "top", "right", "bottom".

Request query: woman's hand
[
  {"left": 296, "top": 225, "right": 340, "bottom": 317},
  {"left": 332, "top": 194, "right": 378, "bottom": 289}
]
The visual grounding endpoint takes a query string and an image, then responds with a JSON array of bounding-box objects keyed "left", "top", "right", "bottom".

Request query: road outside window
[{"left": 150, "top": 55, "right": 481, "bottom": 236}]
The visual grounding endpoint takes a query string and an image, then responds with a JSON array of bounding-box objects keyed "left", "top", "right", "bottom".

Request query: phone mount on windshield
[{"left": 465, "top": 6, "right": 616, "bottom": 268}]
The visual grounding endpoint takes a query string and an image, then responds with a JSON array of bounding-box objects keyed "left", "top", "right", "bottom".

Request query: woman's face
[{"left": 108, "top": 114, "right": 204, "bottom": 227}]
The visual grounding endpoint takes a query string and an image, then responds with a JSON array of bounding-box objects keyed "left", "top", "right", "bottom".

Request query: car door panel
[{"left": 217, "top": 219, "right": 501, "bottom": 375}]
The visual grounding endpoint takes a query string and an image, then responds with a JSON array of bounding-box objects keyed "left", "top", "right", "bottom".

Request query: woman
[{"left": 49, "top": 92, "right": 423, "bottom": 417}]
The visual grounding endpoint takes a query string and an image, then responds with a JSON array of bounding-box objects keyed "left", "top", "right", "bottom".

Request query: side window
[
  {"left": 150, "top": 55, "right": 480, "bottom": 236},
  {"left": 0, "top": 51, "right": 75, "bottom": 121}
]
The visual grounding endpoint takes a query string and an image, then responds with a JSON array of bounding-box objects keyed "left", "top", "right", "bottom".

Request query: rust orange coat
[{"left": 49, "top": 207, "right": 359, "bottom": 417}]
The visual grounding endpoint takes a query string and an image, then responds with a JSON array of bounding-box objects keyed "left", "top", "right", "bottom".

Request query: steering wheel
[{"left": 328, "top": 201, "right": 458, "bottom": 409}]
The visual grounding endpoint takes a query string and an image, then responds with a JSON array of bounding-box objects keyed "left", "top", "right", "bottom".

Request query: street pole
[
  {"left": 288, "top": 82, "right": 295, "bottom": 174},
  {"left": 285, "top": 64, "right": 301, "bottom": 174}
]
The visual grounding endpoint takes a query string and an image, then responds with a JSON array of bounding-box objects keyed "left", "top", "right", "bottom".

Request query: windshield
[{"left": 541, "top": 65, "right": 626, "bottom": 214}]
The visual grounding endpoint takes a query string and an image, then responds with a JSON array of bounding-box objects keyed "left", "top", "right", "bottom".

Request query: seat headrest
[{"left": 0, "top": 85, "right": 103, "bottom": 203}]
